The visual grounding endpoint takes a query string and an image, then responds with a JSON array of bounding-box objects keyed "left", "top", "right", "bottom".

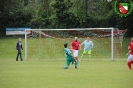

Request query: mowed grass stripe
[
  {"left": 26, "top": 37, "right": 122, "bottom": 60},
  {"left": 0, "top": 59, "right": 133, "bottom": 88},
  {"left": 28, "top": 38, "right": 40, "bottom": 59}
]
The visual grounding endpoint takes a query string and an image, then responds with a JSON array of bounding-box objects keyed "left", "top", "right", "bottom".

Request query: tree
[
  {"left": 0, "top": 0, "right": 132, "bottom": 37},
  {"left": 0, "top": 0, "right": 32, "bottom": 37},
  {"left": 50, "top": 0, "right": 78, "bottom": 28}
]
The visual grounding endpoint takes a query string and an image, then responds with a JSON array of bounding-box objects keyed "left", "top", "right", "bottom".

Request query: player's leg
[
  {"left": 74, "top": 60, "right": 78, "bottom": 69},
  {"left": 71, "top": 50, "right": 75, "bottom": 64},
  {"left": 16, "top": 51, "right": 19, "bottom": 61},
  {"left": 80, "top": 50, "right": 86, "bottom": 61},
  {"left": 71, "top": 57, "right": 78, "bottom": 69},
  {"left": 74, "top": 50, "right": 79, "bottom": 61},
  {"left": 130, "top": 55, "right": 133, "bottom": 68},
  {"left": 20, "top": 51, "right": 23, "bottom": 61},
  {"left": 63, "top": 58, "right": 71, "bottom": 69},
  {"left": 88, "top": 50, "right": 92, "bottom": 61},
  {"left": 127, "top": 54, "right": 133, "bottom": 70},
  {"left": 131, "top": 60, "right": 133, "bottom": 64}
]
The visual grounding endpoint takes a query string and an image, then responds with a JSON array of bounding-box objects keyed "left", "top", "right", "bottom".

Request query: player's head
[
  {"left": 64, "top": 43, "right": 68, "bottom": 48},
  {"left": 131, "top": 37, "right": 133, "bottom": 42},
  {"left": 86, "top": 37, "right": 90, "bottom": 41},
  {"left": 18, "top": 38, "right": 21, "bottom": 42},
  {"left": 74, "top": 37, "right": 78, "bottom": 42}
]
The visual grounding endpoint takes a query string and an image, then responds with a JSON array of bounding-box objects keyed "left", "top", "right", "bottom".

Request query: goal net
[{"left": 25, "top": 28, "right": 126, "bottom": 60}]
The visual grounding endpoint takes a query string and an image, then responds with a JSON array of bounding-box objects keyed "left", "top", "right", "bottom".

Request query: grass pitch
[
  {"left": 0, "top": 59, "right": 133, "bottom": 88},
  {"left": 0, "top": 37, "right": 133, "bottom": 88}
]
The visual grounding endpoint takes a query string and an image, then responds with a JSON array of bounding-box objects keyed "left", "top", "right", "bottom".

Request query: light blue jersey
[{"left": 81, "top": 40, "right": 93, "bottom": 51}]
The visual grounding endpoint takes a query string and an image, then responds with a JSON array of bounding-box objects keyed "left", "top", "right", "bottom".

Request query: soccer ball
[{"left": 107, "top": 0, "right": 112, "bottom": 2}]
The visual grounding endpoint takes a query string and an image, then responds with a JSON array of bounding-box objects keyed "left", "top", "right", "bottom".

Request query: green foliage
[
  {"left": 0, "top": 0, "right": 133, "bottom": 37},
  {"left": 50, "top": 0, "right": 78, "bottom": 28},
  {"left": 0, "top": 0, "right": 32, "bottom": 37}
]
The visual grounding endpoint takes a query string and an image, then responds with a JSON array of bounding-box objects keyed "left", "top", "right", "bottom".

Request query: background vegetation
[{"left": 0, "top": 0, "right": 133, "bottom": 38}]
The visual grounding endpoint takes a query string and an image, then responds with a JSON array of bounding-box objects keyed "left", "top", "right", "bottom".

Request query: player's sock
[
  {"left": 75, "top": 57, "right": 78, "bottom": 61},
  {"left": 131, "top": 61, "right": 133, "bottom": 64},
  {"left": 74, "top": 61, "right": 78, "bottom": 69},
  {"left": 127, "top": 62, "right": 132, "bottom": 70},
  {"left": 75, "top": 66, "right": 78, "bottom": 69},
  {"left": 89, "top": 55, "right": 91, "bottom": 60}
]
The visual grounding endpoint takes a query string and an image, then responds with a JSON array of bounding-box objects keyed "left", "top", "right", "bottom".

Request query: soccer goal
[{"left": 25, "top": 28, "right": 126, "bottom": 61}]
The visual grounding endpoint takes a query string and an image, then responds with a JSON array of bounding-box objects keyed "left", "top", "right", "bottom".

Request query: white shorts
[
  {"left": 127, "top": 54, "right": 133, "bottom": 62},
  {"left": 73, "top": 50, "right": 79, "bottom": 57}
]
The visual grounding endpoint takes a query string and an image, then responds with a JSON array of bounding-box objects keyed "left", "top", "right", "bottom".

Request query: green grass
[
  {"left": 0, "top": 37, "right": 133, "bottom": 88},
  {"left": 27, "top": 37, "right": 126, "bottom": 60},
  {"left": 0, "top": 59, "right": 133, "bottom": 88}
]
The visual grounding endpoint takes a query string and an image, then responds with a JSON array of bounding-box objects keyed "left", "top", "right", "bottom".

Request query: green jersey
[{"left": 64, "top": 48, "right": 73, "bottom": 59}]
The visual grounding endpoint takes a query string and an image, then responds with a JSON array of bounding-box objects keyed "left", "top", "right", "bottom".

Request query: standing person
[
  {"left": 126, "top": 37, "right": 133, "bottom": 70},
  {"left": 16, "top": 38, "right": 23, "bottom": 61},
  {"left": 80, "top": 37, "right": 93, "bottom": 61},
  {"left": 63, "top": 43, "right": 78, "bottom": 69},
  {"left": 71, "top": 37, "right": 81, "bottom": 61}
]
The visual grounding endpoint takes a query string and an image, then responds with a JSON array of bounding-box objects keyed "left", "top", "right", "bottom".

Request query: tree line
[{"left": 0, "top": 0, "right": 133, "bottom": 37}]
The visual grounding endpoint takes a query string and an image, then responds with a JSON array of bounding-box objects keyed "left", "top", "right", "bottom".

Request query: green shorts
[{"left": 83, "top": 50, "right": 91, "bottom": 54}]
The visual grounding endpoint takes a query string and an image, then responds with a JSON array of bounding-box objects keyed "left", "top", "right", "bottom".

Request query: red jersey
[
  {"left": 129, "top": 42, "right": 133, "bottom": 54},
  {"left": 71, "top": 41, "right": 80, "bottom": 50}
]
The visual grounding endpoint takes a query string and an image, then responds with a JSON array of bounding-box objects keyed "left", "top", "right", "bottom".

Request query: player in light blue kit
[{"left": 80, "top": 37, "right": 93, "bottom": 61}]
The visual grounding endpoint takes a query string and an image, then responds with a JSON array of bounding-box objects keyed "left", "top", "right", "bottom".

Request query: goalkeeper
[
  {"left": 80, "top": 37, "right": 93, "bottom": 61},
  {"left": 63, "top": 43, "right": 78, "bottom": 69}
]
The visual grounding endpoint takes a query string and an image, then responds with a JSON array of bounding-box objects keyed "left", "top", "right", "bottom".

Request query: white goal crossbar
[{"left": 25, "top": 28, "right": 114, "bottom": 60}]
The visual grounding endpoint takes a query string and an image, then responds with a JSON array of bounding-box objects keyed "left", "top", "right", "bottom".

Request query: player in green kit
[
  {"left": 63, "top": 43, "right": 78, "bottom": 69},
  {"left": 80, "top": 37, "right": 94, "bottom": 61}
]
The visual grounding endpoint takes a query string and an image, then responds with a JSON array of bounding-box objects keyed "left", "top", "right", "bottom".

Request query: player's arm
[
  {"left": 128, "top": 46, "right": 130, "bottom": 50},
  {"left": 79, "top": 44, "right": 81, "bottom": 50},
  {"left": 128, "top": 43, "right": 131, "bottom": 49},
  {"left": 69, "top": 49, "right": 74, "bottom": 51},
  {"left": 126, "top": 50, "right": 131, "bottom": 56},
  {"left": 64, "top": 49, "right": 72, "bottom": 56},
  {"left": 80, "top": 41, "right": 84, "bottom": 50},
  {"left": 80, "top": 44, "right": 82, "bottom": 50},
  {"left": 21, "top": 44, "right": 23, "bottom": 50},
  {"left": 65, "top": 52, "right": 72, "bottom": 57},
  {"left": 16, "top": 43, "right": 18, "bottom": 50}
]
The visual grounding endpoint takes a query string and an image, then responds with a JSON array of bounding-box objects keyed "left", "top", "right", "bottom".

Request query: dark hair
[{"left": 64, "top": 43, "right": 68, "bottom": 48}]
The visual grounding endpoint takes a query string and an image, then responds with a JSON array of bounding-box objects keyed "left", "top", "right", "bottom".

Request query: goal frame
[{"left": 25, "top": 28, "right": 114, "bottom": 60}]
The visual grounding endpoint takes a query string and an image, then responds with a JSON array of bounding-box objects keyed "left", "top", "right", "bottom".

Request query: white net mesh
[{"left": 25, "top": 28, "right": 126, "bottom": 60}]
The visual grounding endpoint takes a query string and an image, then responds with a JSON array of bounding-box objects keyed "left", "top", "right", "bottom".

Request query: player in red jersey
[
  {"left": 71, "top": 37, "right": 81, "bottom": 61},
  {"left": 126, "top": 37, "right": 133, "bottom": 70}
]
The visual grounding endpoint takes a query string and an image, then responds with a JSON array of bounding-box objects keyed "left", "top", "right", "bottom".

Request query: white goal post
[{"left": 24, "top": 28, "right": 125, "bottom": 61}]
